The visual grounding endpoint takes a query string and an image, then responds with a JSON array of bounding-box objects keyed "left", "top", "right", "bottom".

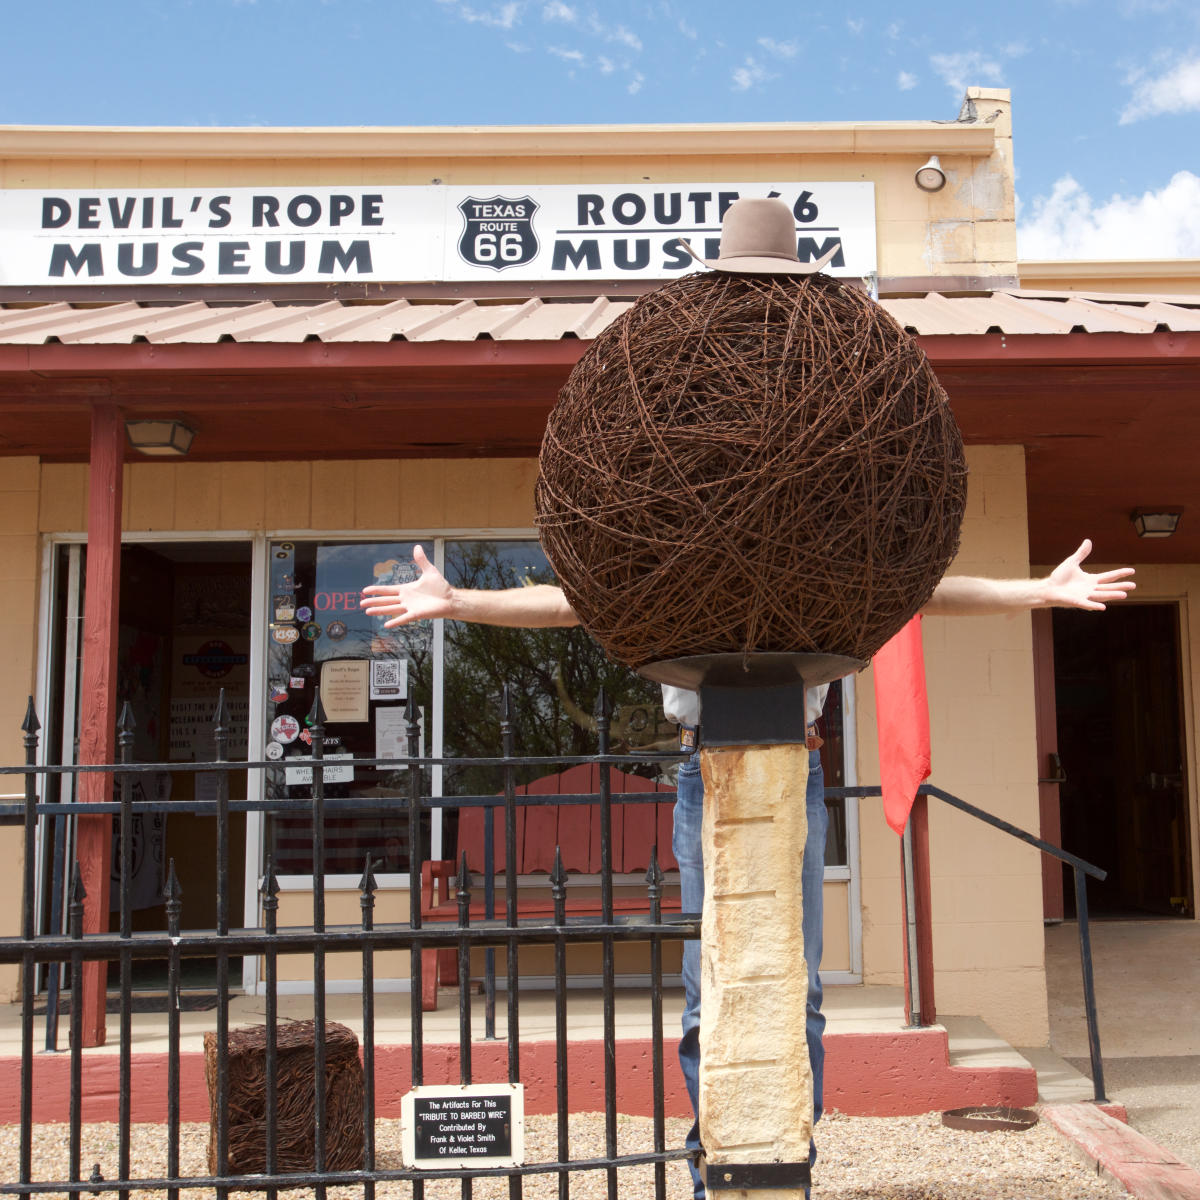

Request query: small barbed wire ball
[{"left": 535, "top": 269, "right": 967, "bottom": 670}]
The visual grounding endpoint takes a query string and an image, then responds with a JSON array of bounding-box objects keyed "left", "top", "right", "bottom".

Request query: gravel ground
[{"left": 0, "top": 1111, "right": 1124, "bottom": 1199}]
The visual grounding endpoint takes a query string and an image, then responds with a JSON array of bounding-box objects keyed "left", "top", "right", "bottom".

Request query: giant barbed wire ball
[{"left": 535, "top": 268, "right": 967, "bottom": 671}]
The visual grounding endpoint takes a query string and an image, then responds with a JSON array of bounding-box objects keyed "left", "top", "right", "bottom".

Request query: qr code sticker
[{"left": 371, "top": 657, "right": 407, "bottom": 699}]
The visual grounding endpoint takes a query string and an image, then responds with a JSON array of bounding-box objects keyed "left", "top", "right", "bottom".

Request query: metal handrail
[{"left": 826, "top": 781, "right": 1110, "bottom": 1105}]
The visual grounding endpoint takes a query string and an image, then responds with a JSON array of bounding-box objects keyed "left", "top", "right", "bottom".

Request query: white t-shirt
[{"left": 661, "top": 682, "right": 829, "bottom": 728}]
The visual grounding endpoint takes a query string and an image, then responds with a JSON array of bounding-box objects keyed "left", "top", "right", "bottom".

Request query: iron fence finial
[{"left": 359, "top": 854, "right": 378, "bottom": 898}]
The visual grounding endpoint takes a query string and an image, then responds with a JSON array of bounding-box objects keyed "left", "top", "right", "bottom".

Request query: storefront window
[
  {"left": 262, "top": 535, "right": 848, "bottom": 876},
  {"left": 265, "top": 540, "right": 433, "bottom": 875},
  {"left": 441, "top": 540, "right": 671, "bottom": 791},
  {"left": 439, "top": 540, "right": 672, "bottom": 871}
]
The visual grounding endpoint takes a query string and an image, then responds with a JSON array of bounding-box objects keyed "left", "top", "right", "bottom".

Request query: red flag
[{"left": 873, "top": 615, "right": 931, "bottom": 835}]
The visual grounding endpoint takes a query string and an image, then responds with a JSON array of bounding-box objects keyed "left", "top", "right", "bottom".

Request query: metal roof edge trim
[
  {"left": 0, "top": 122, "right": 996, "bottom": 160},
  {"left": 1019, "top": 259, "right": 1200, "bottom": 278},
  {"left": 1007, "top": 286, "right": 1200, "bottom": 307}
]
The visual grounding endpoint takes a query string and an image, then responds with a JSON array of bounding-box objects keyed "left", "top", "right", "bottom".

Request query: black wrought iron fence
[
  {"left": 0, "top": 686, "right": 1113, "bottom": 1198},
  {"left": 0, "top": 687, "right": 697, "bottom": 1198}
]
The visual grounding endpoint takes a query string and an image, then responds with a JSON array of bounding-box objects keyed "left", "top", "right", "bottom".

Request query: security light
[
  {"left": 1131, "top": 508, "right": 1183, "bottom": 538},
  {"left": 914, "top": 155, "right": 947, "bottom": 192},
  {"left": 125, "top": 419, "right": 195, "bottom": 457}
]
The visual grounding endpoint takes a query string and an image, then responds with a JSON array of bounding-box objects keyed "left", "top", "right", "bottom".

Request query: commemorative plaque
[{"left": 401, "top": 1083, "right": 524, "bottom": 1169}]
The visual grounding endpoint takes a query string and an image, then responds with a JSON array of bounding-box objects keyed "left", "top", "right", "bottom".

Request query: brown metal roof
[{"left": 1, "top": 289, "right": 1197, "bottom": 346}]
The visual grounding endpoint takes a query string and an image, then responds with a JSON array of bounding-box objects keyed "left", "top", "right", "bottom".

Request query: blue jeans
[{"left": 674, "top": 747, "right": 827, "bottom": 1200}]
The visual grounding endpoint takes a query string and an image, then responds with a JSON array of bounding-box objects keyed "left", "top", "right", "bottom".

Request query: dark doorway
[
  {"left": 39, "top": 539, "right": 252, "bottom": 991},
  {"left": 1054, "top": 603, "right": 1193, "bottom": 918}
]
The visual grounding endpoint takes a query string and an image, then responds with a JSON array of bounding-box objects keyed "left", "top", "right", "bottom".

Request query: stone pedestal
[{"left": 699, "top": 742, "right": 812, "bottom": 1198}]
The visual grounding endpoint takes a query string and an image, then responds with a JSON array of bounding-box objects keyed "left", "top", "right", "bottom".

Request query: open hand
[
  {"left": 360, "top": 545, "right": 454, "bottom": 627},
  {"left": 1044, "top": 539, "right": 1136, "bottom": 611}
]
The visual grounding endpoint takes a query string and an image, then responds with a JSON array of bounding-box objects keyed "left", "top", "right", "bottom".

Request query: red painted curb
[
  {"left": 824, "top": 1029, "right": 1038, "bottom": 1117},
  {"left": 1043, "top": 1103, "right": 1200, "bottom": 1200},
  {"left": 0, "top": 1029, "right": 1037, "bottom": 1125}
]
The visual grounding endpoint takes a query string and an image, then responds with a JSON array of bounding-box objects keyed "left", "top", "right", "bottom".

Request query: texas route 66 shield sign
[{"left": 457, "top": 196, "right": 540, "bottom": 271}]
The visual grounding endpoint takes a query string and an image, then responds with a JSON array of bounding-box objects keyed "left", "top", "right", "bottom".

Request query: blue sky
[{"left": 2, "top": 0, "right": 1198, "bottom": 258}]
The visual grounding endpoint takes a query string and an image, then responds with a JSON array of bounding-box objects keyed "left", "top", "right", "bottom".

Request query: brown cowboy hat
[{"left": 677, "top": 196, "right": 839, "bottom": 275}]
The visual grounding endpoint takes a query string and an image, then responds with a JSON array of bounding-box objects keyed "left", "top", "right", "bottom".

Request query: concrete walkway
[{"left": 1045, "top": 918, "right": 1200, "bottom": 1176}]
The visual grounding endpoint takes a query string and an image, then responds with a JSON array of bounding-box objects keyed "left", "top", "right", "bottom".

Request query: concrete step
[
  {"left": 823, "top": 1012, "right": 1038, "bottom": 1117},
  {"left": 1015, "top": 1043, "right": 1128, "bottom": 1120}
]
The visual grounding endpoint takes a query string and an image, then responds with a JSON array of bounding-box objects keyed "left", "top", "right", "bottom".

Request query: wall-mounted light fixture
[
  {"left": 914, "top": 155, "right": 946, "bottom": 192},
  {"left": 125, "top": 419, "right": 195, "bottom": 457},
  {"left": 1131, "top": 507, "right": 1183, "bottom": 538}
]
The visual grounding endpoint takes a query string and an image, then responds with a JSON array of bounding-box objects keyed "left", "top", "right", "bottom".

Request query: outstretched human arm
[
  {"left": 363, "top": 539, "right": 1133, "bottom": 629},
  {"left": 922, "top": 539, "right": 1135, "bottom": 617},
  {"left": 360, "top": 545, "right": 580, "bottom": 629}
]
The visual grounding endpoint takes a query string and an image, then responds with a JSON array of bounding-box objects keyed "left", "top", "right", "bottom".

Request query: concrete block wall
[{"left": 856, "top": 444, "right": 1051, "bottom": 1047}]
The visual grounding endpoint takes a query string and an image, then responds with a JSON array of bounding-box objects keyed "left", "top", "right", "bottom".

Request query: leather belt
[{"left": 680, "top": 723, "right": 824, "bottom": 752}]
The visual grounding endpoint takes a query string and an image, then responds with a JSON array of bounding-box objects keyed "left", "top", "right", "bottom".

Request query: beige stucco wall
[
  {"left": 856, "top": 444, "right": 1049, "bottom": 1046},
  {"left": 0, "top": 456, "right": 40, "bottom": 999},
  {"left": 36, "top": 456, "right": 541, "bottom": 537},
  {"left": 0, "top": 89, "right": 1016, "bottom": 282},
  {"left": 0, "top": 456, "right": 41, "bottom": 760}
]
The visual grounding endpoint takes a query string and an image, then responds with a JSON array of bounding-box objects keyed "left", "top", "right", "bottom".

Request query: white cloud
[
  {"left": 1120, "top": 53, "right": 1200, "bottom": 122},
  {"left": 929, "top": 49, "right": 1005, "bottom": 93},
  {"left": 678, "top": 17, "right": 698, "bottom": 38},
  {"left": 758, "top": 36, "right": 798, "bottom": 58},
  {"left": 450, "top": 2, "right": 522, "bottom": 29},
  {"left": 1017, "top": 171, "right": 1200, "bottom": 258},
  {"left": 611, "top": 24, "right": 642, "bottom": 51},
  {"left": 1121, "top": 0, "right": 1178, "bottom": 13},
  {"left": 847, "top": 17, "right": 865, "bottom": 34},
  {"left": 577, "top": 12, "right": 642, "bottom": 52},
  {"left": 897, "top": 70, "right": 918, "bottom": 90},
  {"left": 439, "top": 0, "right": 647, "bottom": 89},
  {"left": 731, "top": 55, "right": 775, "bottom": 91}
]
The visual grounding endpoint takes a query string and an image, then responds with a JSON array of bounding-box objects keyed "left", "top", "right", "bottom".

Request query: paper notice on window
[
  {"left": 319, "top": 658, "right": 370, "bottom": 722},
  {"left": 376, "top": 704, "right": 424, "bottom": 768},
  {"left": 285, "top": 752, "right": 355, "bottom": 786}
]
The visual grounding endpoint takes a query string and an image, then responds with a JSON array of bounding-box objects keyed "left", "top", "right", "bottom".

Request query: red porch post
[{"left": 75, "top": 403, "right": 124, "bottom": 1047}]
